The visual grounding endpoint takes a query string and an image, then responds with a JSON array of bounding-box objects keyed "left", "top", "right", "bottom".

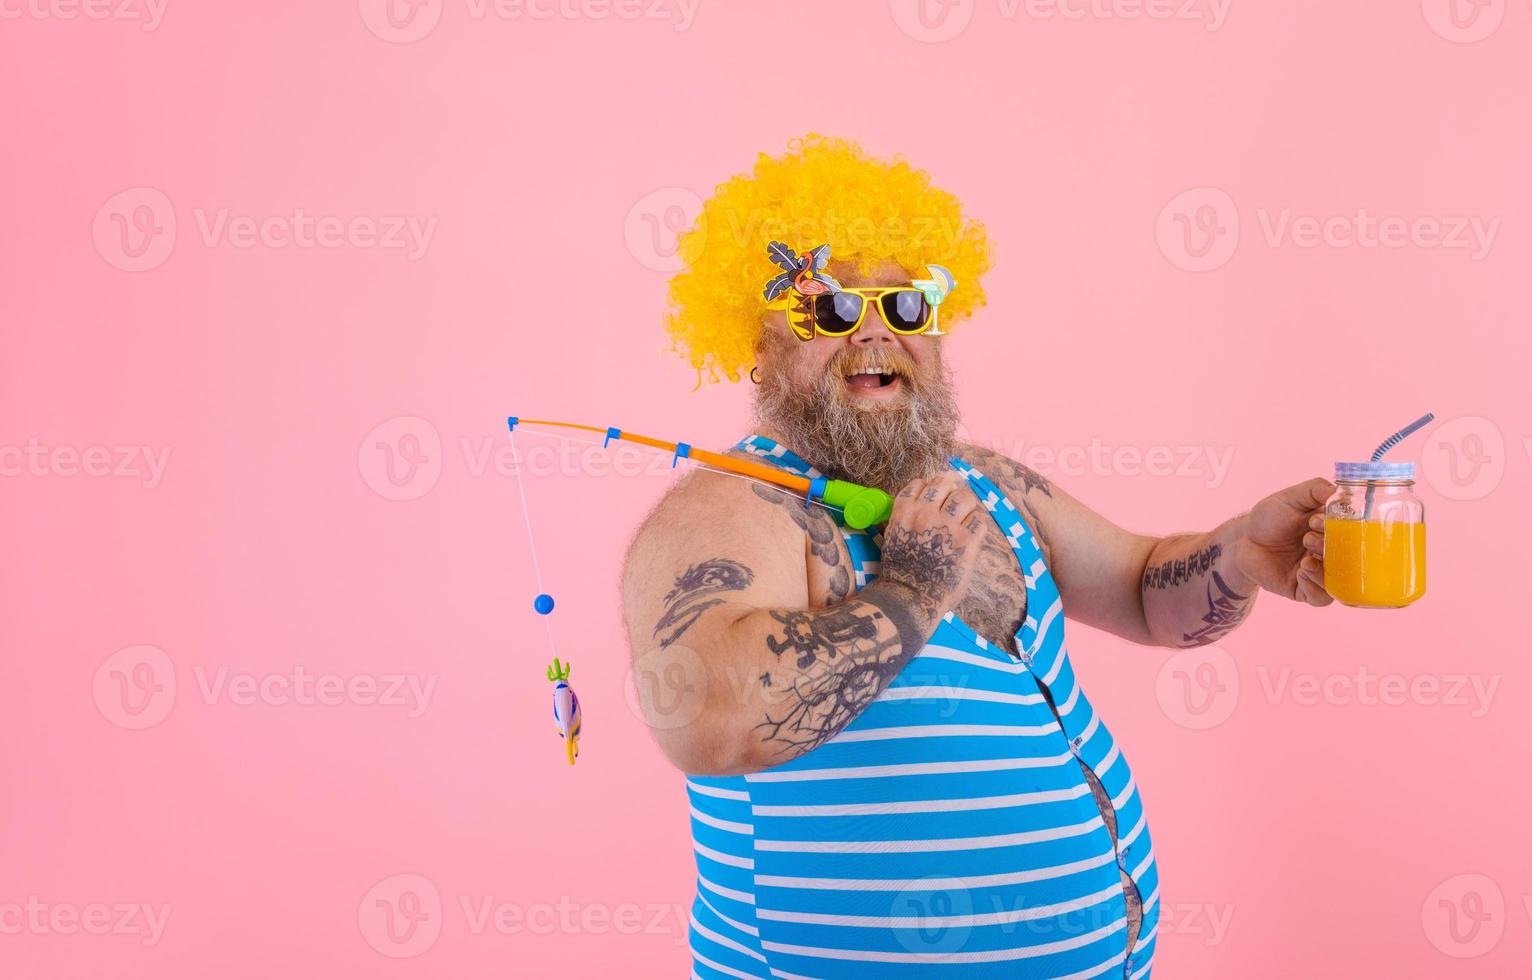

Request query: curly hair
[{"left": 664, "top": 134, "right": 993, "bottom": 385}]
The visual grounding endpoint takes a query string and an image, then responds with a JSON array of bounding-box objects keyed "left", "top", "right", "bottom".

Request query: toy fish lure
[{"left": 547, "top": 658, "right": 582, "bottom": 765}]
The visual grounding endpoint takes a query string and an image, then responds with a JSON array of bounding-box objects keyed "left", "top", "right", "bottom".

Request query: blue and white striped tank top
[{"left": 684, "top": 436, "right": 1161, "bottom": 979}]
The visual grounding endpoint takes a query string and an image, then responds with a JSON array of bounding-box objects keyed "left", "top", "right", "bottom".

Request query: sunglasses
[{"left": 771, "top": 286, "right": 938, "bottom": 340}]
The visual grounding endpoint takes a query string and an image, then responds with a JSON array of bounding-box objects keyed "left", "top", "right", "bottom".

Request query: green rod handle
[{"left": 820, "top": 480, "right": 895, "bottom": 529}]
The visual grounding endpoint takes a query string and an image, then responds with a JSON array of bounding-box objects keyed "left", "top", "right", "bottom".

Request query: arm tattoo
[
  {"left": 1180, "top": 571, "right": 1254, "bottom": 646},
  {"left": 765, "top": 604, "right": 883, "bottom": 669},
  {"left": 1143, "top": 543, "right": 1222, "bottom": 590},
  {"left": 970, "top": 445, "right": 1052, "bottom": 499},
  {"left": 755, "top": 584, "right": 929, "bottom": 757},
  {"left": 750, "top": 483, "right": 851, "bottom": 601},
  {"left": 878, "top": 524, "right": 965, "bottom": 612},
  {"left": 959, "top": 444, "right": 1052, "bottom": 551},
  {"left": 653, "top": 558, "right": 754, "bottom": 647}
]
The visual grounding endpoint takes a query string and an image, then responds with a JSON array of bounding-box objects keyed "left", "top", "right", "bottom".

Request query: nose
[{"left": 852, "top": 306, "right": 896, "bottom": 346}]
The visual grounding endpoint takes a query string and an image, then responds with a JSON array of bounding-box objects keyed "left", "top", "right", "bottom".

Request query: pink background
[{"left": 3, "top": 1, "right": 1529, "bottom": 977}]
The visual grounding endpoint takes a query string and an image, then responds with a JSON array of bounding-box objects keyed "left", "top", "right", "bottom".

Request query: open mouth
[{"left": 844, "top": 368, "right": 902, "bottom": 393}]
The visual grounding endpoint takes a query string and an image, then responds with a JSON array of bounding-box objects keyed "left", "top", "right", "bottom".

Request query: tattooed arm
[
  {"left": 621, "top": 468, "right": 985, "bottom": 775},
  {"left": 960, "top": 443, "right": 1332, "bottom": 647},
  {"left": 1138, "top": 523, "right": 1259, "bottom": 647}
]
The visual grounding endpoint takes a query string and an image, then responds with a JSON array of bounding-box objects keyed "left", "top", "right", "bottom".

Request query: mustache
[{"left": 830, "top": 348, "right": 919, "bottom": 380}]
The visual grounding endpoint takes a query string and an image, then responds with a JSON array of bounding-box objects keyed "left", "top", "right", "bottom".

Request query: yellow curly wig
[{"left": 664, "top": 134, "right": 992, "bottom": 385}]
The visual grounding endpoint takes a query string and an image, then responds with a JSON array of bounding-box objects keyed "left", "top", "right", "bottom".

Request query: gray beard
[{"left": 753, "top": 347, "right": 961, "bottom": 494}]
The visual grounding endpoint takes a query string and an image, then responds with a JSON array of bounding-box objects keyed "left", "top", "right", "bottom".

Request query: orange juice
[{"left": 1323, "top": 518, "right": 1426, "bottom": 608}]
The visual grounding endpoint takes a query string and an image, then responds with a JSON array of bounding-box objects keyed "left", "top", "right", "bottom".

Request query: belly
[{"left": 735, "top": 629, "right": 1136, "bottom": 975}]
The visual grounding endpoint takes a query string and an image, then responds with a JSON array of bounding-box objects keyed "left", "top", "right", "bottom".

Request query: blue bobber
[{"left": 534, "top": 593, "right": 555, "bottom": 615}]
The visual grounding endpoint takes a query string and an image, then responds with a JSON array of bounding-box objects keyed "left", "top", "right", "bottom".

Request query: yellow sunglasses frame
[{"left": 766, "top": 286, "right": 942, "bottom": 341}]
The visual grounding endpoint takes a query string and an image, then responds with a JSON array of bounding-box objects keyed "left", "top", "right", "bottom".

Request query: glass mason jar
[{"left": 1322, "top": 461, "right": 1426, "bottom": 608}]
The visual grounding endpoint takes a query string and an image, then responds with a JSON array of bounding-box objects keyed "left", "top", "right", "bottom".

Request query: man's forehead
[{"left": 823, "top": 257, "right": 915, "bottom": 287}]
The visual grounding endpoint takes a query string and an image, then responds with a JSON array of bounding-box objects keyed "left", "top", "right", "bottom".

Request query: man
[{"left": 622, "top": 136, "right": 1332, "bottom": 979}]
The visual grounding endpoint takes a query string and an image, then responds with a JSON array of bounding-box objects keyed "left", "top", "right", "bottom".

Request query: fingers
[
  {"left": 1290, "top": 476, "right": 1336, "bottom": 510},
  {"left": 1296, "top": 553, "right": 1333, "bottom": 606}
]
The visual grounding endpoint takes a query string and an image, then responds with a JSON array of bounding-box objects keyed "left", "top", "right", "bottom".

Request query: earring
[{"left": 750, "top": 367, "right": 761, "bottom": 385}]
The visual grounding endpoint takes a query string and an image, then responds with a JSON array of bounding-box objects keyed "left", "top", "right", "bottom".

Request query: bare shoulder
[
  {"left": 956, "top": 441, "right": 1055, "bottom": 502},
  {"left": 955, "top": 440, "right": 1058, "bottom": 559},
  {"left": 623, "top": 447, "right": 801, "bottom": 564},
  {"left": 620, "top": 445, "right": 811, "bottom": 630}
]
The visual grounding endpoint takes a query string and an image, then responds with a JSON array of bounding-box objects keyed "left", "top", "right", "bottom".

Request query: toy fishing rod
[
  {"left": 506, "top": 415, "right": 895, "bottom": 767},
  {"left": 505, "top": 417, "right": 895, "bottom": 529}
]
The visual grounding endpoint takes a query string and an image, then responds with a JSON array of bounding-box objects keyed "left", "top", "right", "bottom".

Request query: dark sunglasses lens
[
  {"left": 882, "top": 291, "right": 932, "bottom": 333},
  {"left": 813, "top": 293, "right": 864, "bottom": 335}
]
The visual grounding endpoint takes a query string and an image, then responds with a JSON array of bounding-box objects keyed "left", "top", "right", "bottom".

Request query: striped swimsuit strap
[{"left": 733, "top": 434, "right": 1063, "bottom": 660}]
